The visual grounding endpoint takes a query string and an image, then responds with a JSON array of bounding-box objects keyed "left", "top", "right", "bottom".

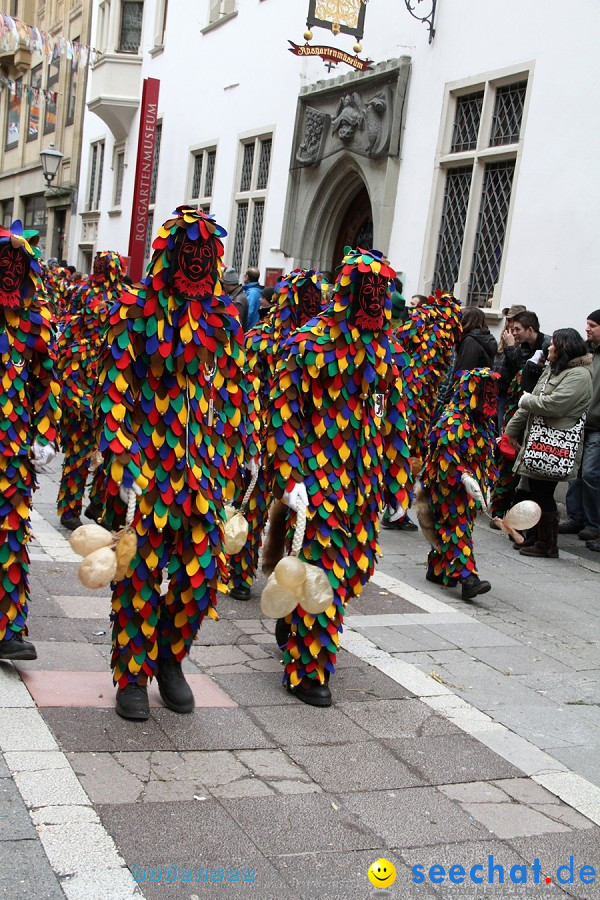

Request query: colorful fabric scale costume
[
  {"left": 266, "top": 248, "right": 411, "bottom": 705},
  {"left": 394, "top": 292, "right": 462, "bottom": 465},
  {"left": 490, "top": 369, "right": 524, "bottom": 518},
  {"left": 56, "top": 251, "right": 123, "bottom": 528},
  {"left": 0, "top": 221, "right": 60, "bottom": 659},
  {"left": 99, "top": 207, "right": 254, "bottom": 720},
  {"left": 421, "top": 368, "right": 499, "bottom": 599},
  {"left": 228, "top": 269, "right": 325, "bottom": 600}
]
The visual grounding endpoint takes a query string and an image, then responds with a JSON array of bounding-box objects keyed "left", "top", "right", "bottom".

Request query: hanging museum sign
[
  {"left": 128, "top": 78, "right": 161, "bottom": 282},
  {"left": 305, "top": 0, "right": 367, "bottom": 39},
  {"left": 288, "top": 40, "right": 373, "bottom": 71}
]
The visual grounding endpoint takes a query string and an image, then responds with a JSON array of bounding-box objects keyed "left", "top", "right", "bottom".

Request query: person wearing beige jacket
[{"left": 504, "top": 328, "right": 593, "bottom": 559}]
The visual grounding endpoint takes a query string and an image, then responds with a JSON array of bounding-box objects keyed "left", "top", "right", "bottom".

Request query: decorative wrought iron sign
[
  {"left": 306, "top": 0, "right": 368, "bottom": 39},
  {"left": 404, "top": 0, "right": 437, "bottom": 43},
  {"left": 288, "top": 40, "right": 373, "bottom": 71}
]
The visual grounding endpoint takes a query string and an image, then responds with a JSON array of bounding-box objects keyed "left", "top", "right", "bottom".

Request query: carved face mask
[
  {"left": 482, "top": 380, "right": 498, "bottom": 418},
  {"left": 350, "top": 272, "right": 387, "bottom": 330},
  {"left": 298, "top": 281, "right": 321, "bottom": 323},
  {"left": 172, "top": 233, "right": 218, "bottom": 298},
  {"left": 0, "top": 243, "right": 27, "bottom": 308},
  {"left": 92, "top": 254, "right": 108, "bottom": 283}
]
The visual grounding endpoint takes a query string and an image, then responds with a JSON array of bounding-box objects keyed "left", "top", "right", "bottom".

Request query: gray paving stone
[
  {"left": 0, "top": 839, "right": 64, "bottom": 898},
  {"left": 486, "top": 704, "right": 600, "bottom": 751},
  {"left": 0, "top": 779, "right": 36, "bottom": 841},
  {"left": 98, "top": 799, "right": 260, "bottom": 864},
  {"left": 387, "top": 734, "right": 521, "bottom": 785},
  {"left": 515, "top": 671, "right": 600, "bottom": 705},
  {"left": 70, "top": 752, "right": 145, "bottom": 804},
  {"left": 469, "top": 645, "right": 575, "bottom": 675},
  {"left": 355, "top": 624, "right": 456, "bottom": 653},
  {"left": 462, "top": 802, "right": 572, "bottom": 839},
  {"left": 339, "top": 698, "right": 461, "bottom": 739},
  {"left": 188, "top": 644, "right": 252, "bottom": 667},
  {"left": 506, "top": 830, "right": 600, "bottom": 899},
  {"left": 193, "top": 618, "right": 248, "bottom": 646},
  {"left": 222, "top": 794, "right": 383, "bottom": 855},
  {"left": 342, "top": 787, "right": 487, "bottom": 847},
  {"left": 273, "top": 849, "right": 437, "bottom": 900},
  {"left": 13, "top": 640, "right": 107, "bottom": 672},
  {"left": 440, "top": 782, "right": 513, "bottom": 804},
  {"left": 547, "top": 745, "right": 600, "bottom": 786},
  {"left": 286, "top": 741, "right": 424, "bottom": 792},
  {"left": 399, "top": 840, "right": 569, "bottom": 897},
  {"left": 493, "top": 778, "right": 561, "bottom": 805},
  {"left": 40, "top": 708, "right": 177, "bottom": 752},
  {"left": 22, "top": 616, "right": 89, "bottom": 643},
  {"left": 152, "top": 708, "right": 275, "bottom": 751},
  {"left": 235, "top": 748, "right": 314, "bottom": 783},
  {"left": 331, "top": 665, "right": 414, "bottom": 702},
  {"left": 0, "top": 757, "right": 9, "bottom": 778},
  {"left": 250, "top": 705, "right": 371, "bottom": 747},
  {"left": 419, "top": 622, "right": 521, "bottom": 648}
]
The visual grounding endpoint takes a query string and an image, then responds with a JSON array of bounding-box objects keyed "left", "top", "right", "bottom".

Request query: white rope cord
[
  {"left": 291, "top": 499, "right": 307, "bottom": 557},
  {"left": 125, "top": 489, "right": 137, "bottom": 527}
]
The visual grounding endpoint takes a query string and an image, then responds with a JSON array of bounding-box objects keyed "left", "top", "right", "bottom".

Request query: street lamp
[{"left": 39, "top": 143, "right": 63, "bottom": 188}]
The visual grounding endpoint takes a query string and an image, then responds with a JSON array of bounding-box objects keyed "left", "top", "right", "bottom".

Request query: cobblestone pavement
[{"left": 1, "top": 459, "right": 599, "bottom": 899}]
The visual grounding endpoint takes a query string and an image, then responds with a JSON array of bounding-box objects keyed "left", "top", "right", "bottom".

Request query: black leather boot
[
  {"left": 288, "top": 678, "right": 332, "bottom": 708},
  {"left": 275, "top": 618, "right": 291, "bottom": 649},
  {"left": 84, "top": 502, "right": 103, "bottom": 523},
  {"left": 115, "top": 683, "right": 149, "bottom": 720},
  {"left": 156, "top": 658, "right": 194, "bottom": 713},
  {"left": 520, "top": 512, "right": 559, "bottom": 558},
  {"left": 229, "top": 585, "right": 251, "bottom": 601},
  {"left": 461, "top": 574, "right": 491, "bottom": 601},
  {"left": 60, "top": 513, "right": 82, "bottom": 531},
  {"left": 0, "top": 632, "right": 37, "bottom": 660}
]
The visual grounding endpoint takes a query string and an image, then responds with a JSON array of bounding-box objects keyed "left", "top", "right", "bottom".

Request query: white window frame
[
  {"left": 86, "top": 139, "right": 105, "bottom": 212},
  {"left": 111, "top": 142, "right": 126, "bottom": 211},
  {"left": 208, "top": 0, "right": 236, "bottom": 25},
  {"left": 187, "top": 143, "right": 217, "bottom": 214},
  {"left": 229, "top": 131, "right": 272, "bottom": 274},
  {"left": 420, "top": 62, "right": 533, "bottom": 314},
  {"left": 151, "top": 0, "right": 169, "bottom": 55}
]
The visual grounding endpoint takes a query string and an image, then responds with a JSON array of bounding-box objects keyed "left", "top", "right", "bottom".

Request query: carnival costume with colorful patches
[
  {"left": 490, "top": 369, "right": 525, "bottom": 518},
  {"left": 56, "top": 251, "right": 124, "bottom": 526},
  {"left": 0, "top": 221, "right": 60, "bottom": 657},
  {"left": 422, "top": 369, "right": 499, "bottom": 587},
  {"left": 394, "top": 292, "right": 462, "bottom": 464},
  {"left": 229, "top": 269, "right": 325, "bottom": 598},
  {"left": 99, "top": 208, "right": 255, "bottom": 701},
  {"left": 266, "top": 248, "right": 411, "bottom": 701}
]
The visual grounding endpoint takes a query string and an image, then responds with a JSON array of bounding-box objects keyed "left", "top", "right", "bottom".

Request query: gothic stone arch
[{"left": 281, "top": 57, "right": 410, "bottom": 271}]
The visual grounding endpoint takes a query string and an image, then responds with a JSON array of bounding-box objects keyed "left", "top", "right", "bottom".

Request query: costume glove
[
  {"left": 283, "top": 481, "right": 309, "bottom": 512},
  {"left": 31, "top": 441, "right": 56, "bottom": 473},
  {"left": 461, "top": 472, "right": 486, "bottom": 508}
]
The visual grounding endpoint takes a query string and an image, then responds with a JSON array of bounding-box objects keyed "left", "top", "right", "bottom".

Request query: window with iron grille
[
  {"left": 119, "top": 1, "right": 144, "bottom": 53},
  {"left": 189, "top": 146, "right": 217, "bottom": 209},
  {"left": 490, "top": 81, "right": 527, "bottom": 147},
  {"left": 451, "top": 92, "right": 483, "bottom": 153},
  {"left": 425, "top": 70, "right": 529, "bottom": 309},
  {"left": 113, "top": 150, "right": 125, "bottom": 206},
  {"left": 231, "top": 135, "right": 272, "bottom": 273},
  {"left": 149, "top": 121, "right": 162, "bottom": 205},
  {"left": 87, "top": 140, "right": 105, "bottom": 211}
]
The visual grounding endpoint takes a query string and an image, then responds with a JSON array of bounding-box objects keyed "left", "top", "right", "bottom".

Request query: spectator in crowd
[
  {"left": 506, "top": 310, "right": 549, "bottom": 393},
  {"left": 494, "top": 304, "right": 527, "bottom": 429},
  {"left": 409, "top": 293, "right": 428, "bottom": 308},
  {"left": 452, "top": 307, "right": 498, "bottom": 374},
  {"left": 243, "top": 266, "right": 262, "bottom": 330},
  {"left": 258, "top": 285, "right": 275, "bottom": 320},
  {"left": 504, "top": 328, "right": 592, "bottom": 559},
  {"left": 558, "top": 310, "right": 600, "bottom": 547},
  {"left": 221, "top": 268, "right": 249, "bottom": 330}
]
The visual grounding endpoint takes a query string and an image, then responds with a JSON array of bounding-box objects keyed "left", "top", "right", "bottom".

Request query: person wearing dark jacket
[{"left": 453, "top": 307, "right": 497, "bottom": 374}]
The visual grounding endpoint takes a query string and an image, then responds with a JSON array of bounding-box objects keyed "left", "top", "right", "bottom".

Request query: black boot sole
[
  {"left": 461, "top": 580, "right": 491, "bottom": 601},
  {"left": 0, "top": 644, "right": 37, "bottom": 661},
  {"left": 156, "top": 683, "right": 195, "bottom": 714},
  {"left": 288, "top": 682, "right": 332, "bottom": 708},
  {"left": 115, "top": 691, "right": 149, "bottom": 720}
]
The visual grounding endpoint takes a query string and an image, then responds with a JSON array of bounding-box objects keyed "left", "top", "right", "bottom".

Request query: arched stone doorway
[{"left": 332, "top": 185, "right": 373, "bottom": 270}]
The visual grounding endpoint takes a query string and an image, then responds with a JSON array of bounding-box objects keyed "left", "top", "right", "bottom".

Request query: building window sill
[
  {"left": 149, "top": 44, "right": 164, "bottom": 58},
  {"left": 108, "top": 207, "right": 122, "bottom": 217},
  {"left": 201, "top": 11, "right": 238, "bottom": 35}
]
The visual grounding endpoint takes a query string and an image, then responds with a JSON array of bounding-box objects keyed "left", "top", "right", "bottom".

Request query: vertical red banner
[{"left": 128, "top": 77, "right": 160, "bottom": 283}]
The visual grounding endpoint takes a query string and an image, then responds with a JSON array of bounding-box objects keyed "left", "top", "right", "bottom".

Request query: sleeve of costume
[
  {"left": 382, "top": 371, "right": 412, "bottom": 511},
  {"left": 266, "top": 346, "right": 307, "bottom": 499},
  {"left": 28, "top": 301, "right": 61, "bottom": 446},
  {"left": 98, "top": 300, "right": 144, "bottom": 465}
]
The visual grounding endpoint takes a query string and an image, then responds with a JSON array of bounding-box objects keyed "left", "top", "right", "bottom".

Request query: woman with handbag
[{"left": 504, "top": 329, "right": 592, "bottom": 558}]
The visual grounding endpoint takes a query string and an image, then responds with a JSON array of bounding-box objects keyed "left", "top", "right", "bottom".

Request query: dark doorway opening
[{"left": 332, "top": 185, "right": 373, "bottom": 271}]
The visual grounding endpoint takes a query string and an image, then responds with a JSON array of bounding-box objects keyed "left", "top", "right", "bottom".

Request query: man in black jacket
[
  {"left": 221, "top": 267, "right": 249, "bottom": 330},
  {"left": 504, "top": 310, "right": 548, "bottom": 393}
]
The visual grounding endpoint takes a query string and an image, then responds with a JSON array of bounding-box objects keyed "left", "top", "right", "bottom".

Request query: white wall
[{"left": 71, "top": 0, "right": 600, "bottom": 335}]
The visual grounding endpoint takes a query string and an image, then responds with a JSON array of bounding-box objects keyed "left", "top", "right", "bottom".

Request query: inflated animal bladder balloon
[
  {"left": 493, "top": 500, "right": 542, "bottom": 544},
  {"left": 260, "top": 498, "right": 333, "bottom": 618}
]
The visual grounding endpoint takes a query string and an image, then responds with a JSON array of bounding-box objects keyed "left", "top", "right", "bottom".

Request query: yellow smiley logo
[{"left": 368, "top": 858, "right": 397, "bottom": 888}]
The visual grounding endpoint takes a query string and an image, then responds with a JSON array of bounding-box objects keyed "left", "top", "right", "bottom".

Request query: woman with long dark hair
[
  {"left": 504, "top": 328, "right": 592, "bottom": 557},
  {"left": 453, "top": 307, "right": 498, "bottom": 373}
]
